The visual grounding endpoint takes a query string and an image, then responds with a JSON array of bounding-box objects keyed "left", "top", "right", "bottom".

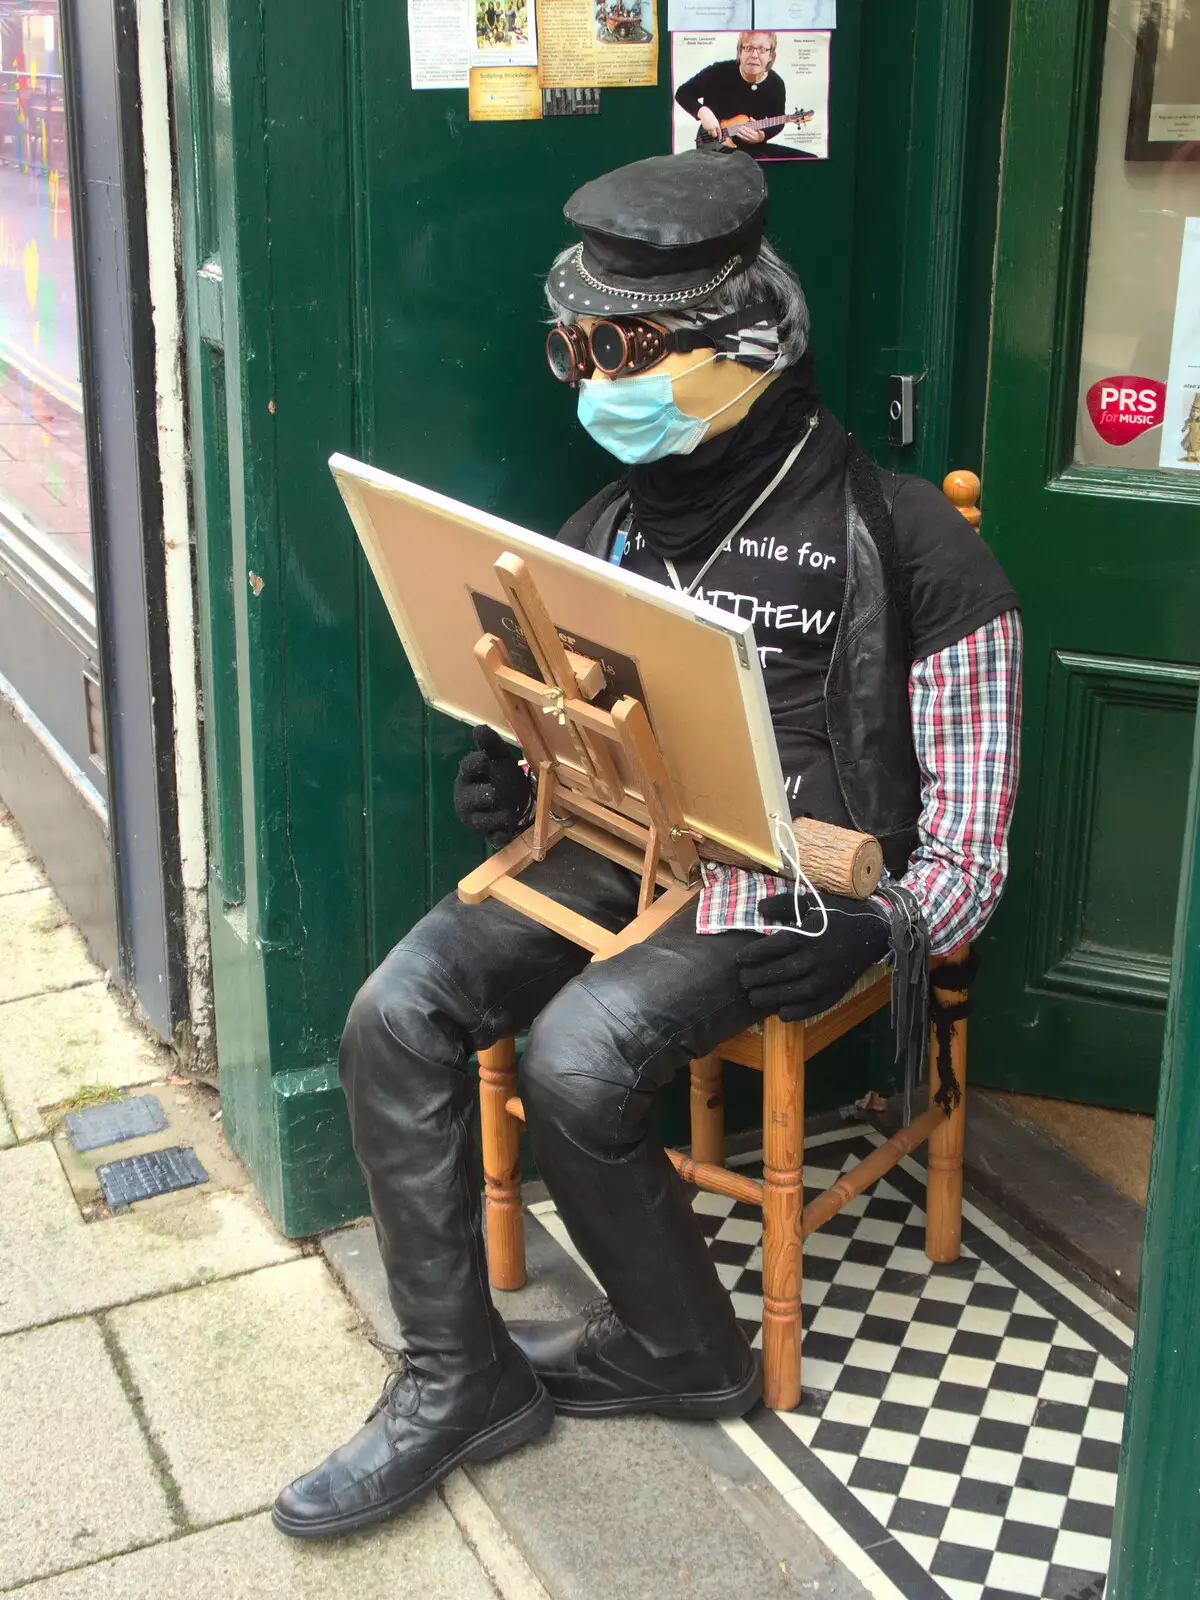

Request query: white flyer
[
  {"left": 752, "top": 0, "right": 834, "bottom": 27},
  {"left": 668, "top": 0, "right": 832, "bottom": 29},
  {"left": 668, "top": 0, "right": 750, "bottom": 30},
  {"left": 1161, "top": 217, "right": 1200, "bottom": 472},
  {"left": 468, "top": 0, "right": 539, "bottom": 70},
  {"left": 409, "top": 0, "right": 470, "bottom": 88}
]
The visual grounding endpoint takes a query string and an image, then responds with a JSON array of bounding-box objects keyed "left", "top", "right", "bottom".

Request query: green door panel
[
  {"left": 975, "top": 0, "right": 1200, "bottom": 1111},
  {"left": 173, "top": 0, "right": 1012, "bottom": 1232}
]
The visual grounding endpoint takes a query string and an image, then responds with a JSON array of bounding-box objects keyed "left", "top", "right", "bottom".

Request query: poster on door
[
  {"left": 1162, "top": 217, "right": 1200, "bottom": 471},
  {"left": 670, "top": 30, "right": 829, "bottom": 159}
]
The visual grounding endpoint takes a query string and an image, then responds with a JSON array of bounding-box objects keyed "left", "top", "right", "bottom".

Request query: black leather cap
[{"left": 548, "top": 148, "right": 767, "bottom": 316}]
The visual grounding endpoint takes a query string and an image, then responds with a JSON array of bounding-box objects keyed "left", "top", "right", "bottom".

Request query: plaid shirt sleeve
[
  {"left": 694, "top": 608, "right": 1022, "bottom": 946},
  {"left": 888, "top": 608, "right": 1023, "bottom": 955}
]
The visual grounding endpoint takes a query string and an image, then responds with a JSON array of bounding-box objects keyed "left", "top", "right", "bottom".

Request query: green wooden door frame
[
  {"left": 170, "top": 0, "right": 376, "bottom": 1232},
  {"left": 975, "top": 0, "right": 1200, "bottom": 1111},
  {"left": 1108, "top": 714, "right": 1200, "bottom": 1599},
  {"left": 169, "top": 0, "right": 1012, "bottom": 1236}
]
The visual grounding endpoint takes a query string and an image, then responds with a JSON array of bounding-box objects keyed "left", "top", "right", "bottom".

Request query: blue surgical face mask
[{"left": 576, "top": 355, "right": 778, "bottom": 465}]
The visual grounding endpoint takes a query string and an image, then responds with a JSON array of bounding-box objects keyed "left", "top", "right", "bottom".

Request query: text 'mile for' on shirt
[{"left": 619, "top": 412, "right": 1018, "bottom": 827}]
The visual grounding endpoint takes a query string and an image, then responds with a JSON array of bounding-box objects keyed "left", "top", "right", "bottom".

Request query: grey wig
[{"left": 545, "top": 237, "right": 810, "bottom": 367}]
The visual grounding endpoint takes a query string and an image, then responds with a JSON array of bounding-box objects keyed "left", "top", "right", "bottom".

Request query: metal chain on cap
[{"left": 570, "top": 243, "right": 743, "bottom": 305}]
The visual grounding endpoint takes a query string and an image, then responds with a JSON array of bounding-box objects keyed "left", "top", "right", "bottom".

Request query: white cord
[
  {"left": 663, "top": 412, "right": 820, "bottom": 598},
  {"left": 772, "top": 815, "right": 828, "bottom": 939}
]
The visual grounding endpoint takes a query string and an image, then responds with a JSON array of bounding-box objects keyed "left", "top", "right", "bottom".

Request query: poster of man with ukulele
[{"left": 672, "top": 30, "right": 829, "bottom": 161}]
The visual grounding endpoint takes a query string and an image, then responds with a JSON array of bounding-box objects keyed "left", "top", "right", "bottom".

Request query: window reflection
[{"left": 0, "top": 0, "right": 90, "bottom": 578}]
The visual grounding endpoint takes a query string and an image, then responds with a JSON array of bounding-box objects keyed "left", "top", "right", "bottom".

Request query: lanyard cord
[{"left": 662, "top": 412, "right": 820, "bottom": 597}]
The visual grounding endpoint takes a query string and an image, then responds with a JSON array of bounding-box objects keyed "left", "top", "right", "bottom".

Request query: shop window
[
  {"left": 0, "top": 0, "right": 90, "bottom": 578},
  {"left": 1076, "top": 0, "right": 1200, "bottom": 471}
]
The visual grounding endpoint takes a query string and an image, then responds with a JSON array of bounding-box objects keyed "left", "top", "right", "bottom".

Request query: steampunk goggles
[
  {"left": 545, "top": 300, "right": 774, "bottom": 386},
  {"left": 545, "top": 316, "right": 715, "bottom": 386}
]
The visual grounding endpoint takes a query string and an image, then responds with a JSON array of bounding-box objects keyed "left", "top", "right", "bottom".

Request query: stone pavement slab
[
  {"left": 469, "top": 1414, "right": 841, "bottom": 1600},
  {"left": 0, "top": 886, "right": 101, "bottom": 1005},
  {"left": 12, "top": 1502, "right": 501, "bottom": 1599},
  {"left": 0, "top": 1140, "right": 298, "bottom": 1333},
  {"left": 107, "top": 1257, "right": 389, "bottom": 1526},
  {"left": 0, "top": 981, "right": 169, "bottom": 1140},
  {"left": 0, "top": 849, "right": 44, "bottom": 896},
  {"left": 0, "top": 1096, "right": 13, "bottom": 1147},
  {"left": 0, "top": 808, "right": 45, "bottom": 896},
  {"left": 0, "top": 1318, "right": 173, "bottom": 1588}
]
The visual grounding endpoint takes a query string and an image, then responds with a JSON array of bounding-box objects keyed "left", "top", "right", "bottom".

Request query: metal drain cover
[
  {"left": 65, "top": 1094, "right": 168, "bottom": 1152},
  {"left": 97, "top": 1147, "right": 209, "bottom": 1208}
]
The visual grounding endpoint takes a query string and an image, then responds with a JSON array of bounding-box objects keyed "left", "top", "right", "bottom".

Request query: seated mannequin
[{"left": 272, "top": 148, "right": 1022, "bottom": 1540}]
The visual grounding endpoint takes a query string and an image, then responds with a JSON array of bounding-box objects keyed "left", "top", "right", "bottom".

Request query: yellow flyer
[
  {"left": 537, "top": 0, "right": 658, "bottom": 89},
  {"left": 468, "top": 65, "right": 544, "bottom": 118}
]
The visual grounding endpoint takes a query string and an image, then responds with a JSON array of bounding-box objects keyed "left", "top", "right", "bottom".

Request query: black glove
[
  {"left": 453, "top": 725, "right": 534, "bottom": 847},
  {"left": 735, "top": 890, "right": 892, "bottom": 1022}
]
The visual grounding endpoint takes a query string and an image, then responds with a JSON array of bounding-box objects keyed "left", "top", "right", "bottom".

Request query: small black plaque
[
  {"left": 470, "top": 591, "right": 648, "bottom": 712},
  {"left": 65, "top": 1094, "right": 168, "bottom": 1153},
  {"left": 97, "top": 1147, "right": 209, "bottom": 1208}
]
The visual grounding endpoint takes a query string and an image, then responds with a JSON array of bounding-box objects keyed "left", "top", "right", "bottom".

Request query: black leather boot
[
  {"left": 507, "top": 1298, "right": 761, "bottom": 1419},
  {"left": 272, "top": 1343, "right": 554, "bottom": 1538}
]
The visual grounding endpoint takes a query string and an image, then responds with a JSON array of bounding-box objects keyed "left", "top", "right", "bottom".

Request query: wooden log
[
  {"left": 478, "top": 1039, "right": 525, "bottom": 1290},
  {"left": 689, "top": 1053, "right": 725, "bottom": 1166},
  {"left": 760, "top": 1015, "right": 805, "bottom": 1410},
  {"left": 791, "top": 816, "right": 882, "bottom": 899},
  {"left": 701, "top": 816, "right": 882, "bottom": 900},
  {"left": 667, "top": 1148, "right": 762, "bottom": 1206}
]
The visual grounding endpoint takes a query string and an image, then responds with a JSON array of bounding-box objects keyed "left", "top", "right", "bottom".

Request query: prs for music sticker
[
  {"left": 670, "top": 30, "right": 830, "bottom": 160},
  {"left": 1085, "top": 376, "right": 1166, "bottom": 447}
]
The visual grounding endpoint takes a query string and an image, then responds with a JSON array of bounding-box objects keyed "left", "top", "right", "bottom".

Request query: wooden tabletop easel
[
  {"left": 457, "top": 554, "right": 883, "bottom": 957},
  {"left": 457, "top": 553, "right": 704, "bottom": 960}
]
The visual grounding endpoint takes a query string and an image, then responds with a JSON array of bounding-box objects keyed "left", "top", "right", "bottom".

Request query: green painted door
[
  {"left": 974, "top": 0, "right": 1200, "bottom": 1111},
  {"left": 170, "top": 0, "right": 1011, "bottom": 1233}
]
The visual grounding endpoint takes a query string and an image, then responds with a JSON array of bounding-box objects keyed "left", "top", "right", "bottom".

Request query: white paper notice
[
  {"left": 752, "top": 0, "right": 834, "bottom": 26},
  {"left": 1161, "top": 217, "right": 1200, "bottom": 471},
  {"left": 409, "top": 0, "right": 470, "bottom": 88},
  {"left": 469, "top": 0, "right": 539, "bottom": 69},
  {"left": 668, "top": 0, "right": 750, "bottom": 30}
]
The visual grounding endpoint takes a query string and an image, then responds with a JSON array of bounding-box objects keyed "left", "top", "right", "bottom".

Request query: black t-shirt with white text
[{"left": 618, "top": 412, "right": 1018, "bottom": 825}]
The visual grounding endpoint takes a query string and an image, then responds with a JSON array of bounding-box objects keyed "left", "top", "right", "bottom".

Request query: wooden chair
[{"left": 477, "top": 471, "right": 982, "bottom": 1413}]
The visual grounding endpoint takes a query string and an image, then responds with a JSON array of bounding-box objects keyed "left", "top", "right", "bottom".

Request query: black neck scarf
[{"left": 627, "top": 351, "right": 821, "bottom": 562}]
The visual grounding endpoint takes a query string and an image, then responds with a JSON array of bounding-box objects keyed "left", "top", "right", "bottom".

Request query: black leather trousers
[{"left": 338, "top": 841, "right": 765, "bottom": 1375}]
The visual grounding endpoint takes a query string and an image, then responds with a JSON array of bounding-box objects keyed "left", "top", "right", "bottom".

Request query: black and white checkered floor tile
[{"left": 532, "top": 1123, "right": 1131, "bottom": 1600}]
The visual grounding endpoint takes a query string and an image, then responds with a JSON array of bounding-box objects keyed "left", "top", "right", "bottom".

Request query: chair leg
[
  {"left": 478, "top": 1037, "right": 526, "bottom": 1290},
  {"left": 689, "top": 1051, "right": 725, "bottom": 1166},
  {"left": 761, "top": 1016, "right": 805, "bottom": 1410},
  {"left": 925, "top": 974, "right": 969, "bottom": 1265}
]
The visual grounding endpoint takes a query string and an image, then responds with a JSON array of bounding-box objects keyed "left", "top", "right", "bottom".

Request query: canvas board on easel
[{"left": 329, "top": 452, "right": 792, "bottom": 875}]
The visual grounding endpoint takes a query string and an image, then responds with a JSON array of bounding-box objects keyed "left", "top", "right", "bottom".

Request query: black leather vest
[{"left": 561, "top": 471, "right": 923, "bottom": 878}]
